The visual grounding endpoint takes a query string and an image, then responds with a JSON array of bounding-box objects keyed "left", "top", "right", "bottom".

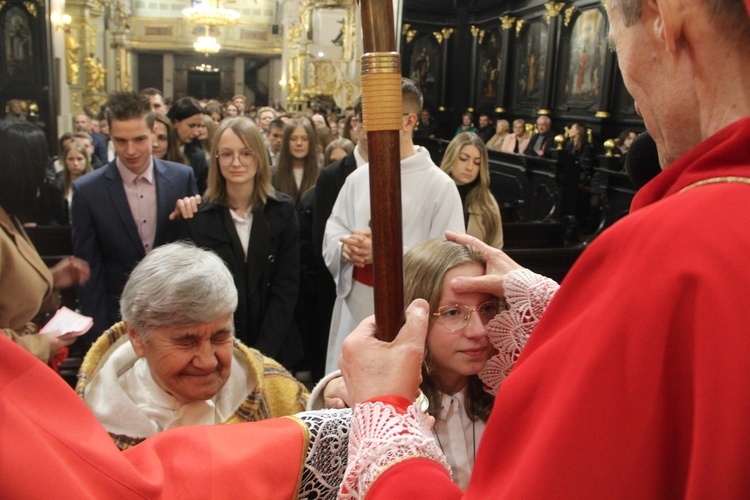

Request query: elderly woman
[
  {"left": 500, "top": 119, "right": 531, "bottom": 154},
  {"left": 77, "top": 242, "right": 308, "bottom": 450}
]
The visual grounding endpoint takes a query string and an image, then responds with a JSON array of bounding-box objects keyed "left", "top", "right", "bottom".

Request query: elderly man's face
[
  {"left": 607, "top": 2, "right": 682, "bottom": 166},
  {"left": 537, "top": 118, "right": 550, "bottom": 134},
  {"left": 74, "top": 114, "right": 90, "bottom": 132},
  {"left": 128, "top": 314, "right": 234, "bottom": 404}
]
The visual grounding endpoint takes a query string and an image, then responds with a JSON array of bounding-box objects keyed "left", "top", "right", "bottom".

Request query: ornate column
[
  {"left": 106, "top": 0, "right": 132, "bottom": 92},
  {"left": 65, "top": 0, "right": 106, "bottom": 114}
]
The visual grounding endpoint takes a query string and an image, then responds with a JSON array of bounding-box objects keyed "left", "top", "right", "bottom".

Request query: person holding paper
[{"left": 0, "top": 121, "right": 90, "bottom": 362}]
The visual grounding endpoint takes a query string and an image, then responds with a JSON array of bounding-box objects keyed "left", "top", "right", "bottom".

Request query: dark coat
[
  {"left": 183, "top": 141, "right": 209, "bottom": 195},
  {"left": 179, "top": 195, "right": 303, "bottom": 368},
  {"left": 71, "top": 158, "right": 198, "bottom": 346},
  {"left": 312, "top": 150, "right": 358, "bottom": 259},
  {"left": 524, "top": 131, "right": 555, "bottom": 157}
]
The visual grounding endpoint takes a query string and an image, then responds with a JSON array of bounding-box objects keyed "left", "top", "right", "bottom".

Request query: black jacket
[
  {"left": 524, "top": 131, "right": 555, "bottom": 157},
  {"left": 180, "top": 194, "right": 303, "bottom": 367}
]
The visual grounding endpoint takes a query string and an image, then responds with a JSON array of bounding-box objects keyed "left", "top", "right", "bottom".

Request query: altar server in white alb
[{"left": 323, "top": 77, "right": 465, "bottom": 374}]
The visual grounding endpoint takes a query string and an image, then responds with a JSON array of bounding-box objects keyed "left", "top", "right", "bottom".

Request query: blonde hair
[
  {"left": 404, "top": 239, "right": 494, "bottom": 421},
  {"left": 61, "top": 143, "right": 92, "bottom": 197},
  {"left": 204, "top": 117, "right": 275, "bottom": 211},
  {"left": 440, "top": 132, "right": 502, "bottom": 247},
  {"left": 200, "top": 114, "right": 216, "bottom": 154}
]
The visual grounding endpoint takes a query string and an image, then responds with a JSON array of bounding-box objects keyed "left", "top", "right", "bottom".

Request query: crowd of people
[{"left": 2, "top": 0, "right": 749, "bottom": 495}]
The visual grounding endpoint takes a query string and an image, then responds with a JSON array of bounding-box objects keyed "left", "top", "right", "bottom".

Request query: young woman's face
[
  {"left": 216, "top": 129, "right": 258, "bottom": 189},
  {"left": 65, "top": 148, "right": 87, "bottom": 177},
  {"left": 427, "top": 262, "right": 494, "bottom": 393},
  {"left": 624, "top": 132, "right": 637, "bottom": 150},
  {"left": 197, "top": 121, "right": 209, "bottom": 141},
  {"left": 225, "top": 104, "right": 239, "bottom": 117},
  {"left": 328, "top": 147, "right": 347, "bottom": 165},
  {"left": 288, "top": 125, "right": 310, "bottom": 160},
  {"left": 462, "top": 114, "right": 472, "bottom": 126},
  {"left": 152, "top": 121, "right": 169, "bottom": 159},
  {"left": 174, "top": 113, "right": 204, "bottom": 144},
  {"left": 451, "top": 144, "right": 481, "bottom": 186}
]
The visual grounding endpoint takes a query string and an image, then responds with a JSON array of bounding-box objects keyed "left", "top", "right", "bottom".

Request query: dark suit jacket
[
  {"left": 92, "top": 133, "right": 109, "bottom": 166},
  {"left": 524, "top": 131, "right": 555, "bottom": 157},
  {"left": 179, "top": 196, "right": 303, "bottom": 367},
  {"left": 312, "top": 150, "right": 358, "bottom": 259},
  {"left": 183, "top": 141, "right": 208, "bottom": 195},
  {"left": 71, "top": 158, "right": 198, "bottom": 346}
]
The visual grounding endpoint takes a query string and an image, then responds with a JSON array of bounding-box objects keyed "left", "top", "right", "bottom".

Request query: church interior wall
[{"left": 402, "top": 0, "right": 644, "bottom": 147}]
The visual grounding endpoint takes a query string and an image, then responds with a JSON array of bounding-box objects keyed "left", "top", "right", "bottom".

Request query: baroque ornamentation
[
  {"left": 515, "top": 19, "right": 526, "bottom": 38},
  {"left": 23, "top": 1, "right": 37, "bottom": 16},
  {"left": 564, "top": 6, "right": 577, "bottom": 27},
  {"left": 65, "top": 28, "right": 80, "bottom": 85},
  {"left": 545, "top": 2, "right": 566, "bottom": 24},
  {"left": 500, "top": 15, "right": 515, "bottom": 30}
]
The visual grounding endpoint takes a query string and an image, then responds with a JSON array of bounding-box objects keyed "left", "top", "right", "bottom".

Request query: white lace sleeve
[
  {"left": 295, "top": 409, "right": 352, "bottom": 499},
  {"left": 479, "top": 269, "right": 560, "bottom": 396},
  {"left": 339, "top": 402, "right": 450, "bottom": 499}
]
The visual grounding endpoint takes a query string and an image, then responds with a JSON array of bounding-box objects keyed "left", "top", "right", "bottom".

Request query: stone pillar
[
  {"left": 164, "top": 53, "right": 175, "bottom": 98},
  {"left": 234, "top": 56, "right": 245, "bottom": 100}
]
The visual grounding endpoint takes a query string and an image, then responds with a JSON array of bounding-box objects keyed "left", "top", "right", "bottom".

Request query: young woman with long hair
[
  {"left": 310, "top": 238, "right": 503, "bottom": 490},
  {"left": 273, "top": 118, "right": 320, "bottom": 204},
  {"left": 179, "top": 116, "right": 303, "bottom": 368},
  {"left": 167, "top": 97, "right": 208, "bottom": 193},
  {"left": 566, "top": 123, "right": 595, "bottom": 160},
  {"left": 405, "top": 238, "right": 497, "bottom": 490},
  {"left": 56, "top": 143, "right": 93, "bottom": 221},
  {"left": 151, "top": 113, "right": 187, "bottom": 165},
  {"left": 440, "top": 132, "right": 503, "bottom": 248}
]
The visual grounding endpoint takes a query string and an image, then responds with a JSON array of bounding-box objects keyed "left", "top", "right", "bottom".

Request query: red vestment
[
  {"left": 368, "top": 118, "right": 750, "bottom": 498},
  {"left": 0, "top": 334, "right": 307, "bottom": 498}
]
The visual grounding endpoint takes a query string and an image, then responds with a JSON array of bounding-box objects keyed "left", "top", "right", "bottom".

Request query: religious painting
[
  {"left": 514, "top": 19, "right": 548, "bottom": 106},
  {"left": 477, "top": 29, "right": 504, "bottom": 106},
  {"left": 557, "top": 8, "right": 608, "bottom": 110},
  {"left": 3, "top": 6, "right": 34, "bottom": 82},
  {"left": 407, "top": 32, "right": 441, "bottom": 109}
]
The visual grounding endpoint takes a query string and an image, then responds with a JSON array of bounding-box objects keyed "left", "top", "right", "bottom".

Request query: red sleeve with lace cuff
[
  {"left": 364, "top": 395, "right": 412, "bottom": 414},
  {"left": 367, "top": 457, "right": 462, "bottom": 499}
]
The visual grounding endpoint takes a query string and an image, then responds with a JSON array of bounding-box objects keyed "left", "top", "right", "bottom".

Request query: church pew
[{"left": 504, "top": 246, "right": 584, "bottom": 284}]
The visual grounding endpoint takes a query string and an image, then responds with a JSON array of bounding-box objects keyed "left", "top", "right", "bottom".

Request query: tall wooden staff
[{"left": 359, "top": 0, "right": 404, "bottom": 341}]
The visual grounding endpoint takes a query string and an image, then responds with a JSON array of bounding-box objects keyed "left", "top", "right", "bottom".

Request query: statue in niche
[
  {"left": 66, "top": 32, "right": 80, "bottom": 85},
  {"left": 4, "top": 8, "right": 33, "bottom": 77},
  {"left": 85, "top": 54, "right": 106, "bottom": 92}
]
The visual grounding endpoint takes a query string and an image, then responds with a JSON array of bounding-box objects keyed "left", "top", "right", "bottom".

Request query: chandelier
[
  {"left": 194, "top": 34, "right": 221, "bottom": 55},
  {"left": 182, "top": 0, "right": 240, "bottom": 27}
]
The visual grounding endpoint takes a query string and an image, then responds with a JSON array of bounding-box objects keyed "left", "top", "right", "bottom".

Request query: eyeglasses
[
  {"left": 432, "top": 300, "right": 500, "bottom": 332},
  {"left": 216, "top": 151, "right": 256, "bottom": 167}
]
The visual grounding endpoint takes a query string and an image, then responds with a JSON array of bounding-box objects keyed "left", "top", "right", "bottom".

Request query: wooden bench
[{"left": 505, "top": 246, "right": 584, "bottom": 284}]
